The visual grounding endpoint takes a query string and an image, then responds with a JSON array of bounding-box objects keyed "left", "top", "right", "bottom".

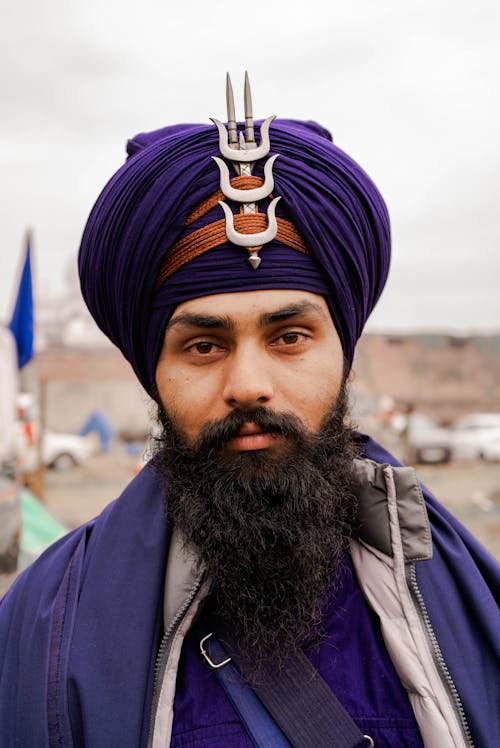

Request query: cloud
[{"left": 1, "top": 0, "right": 499, "bottom": 331}]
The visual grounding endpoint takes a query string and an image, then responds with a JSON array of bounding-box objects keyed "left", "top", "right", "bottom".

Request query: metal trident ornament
[{"left": 210, "top": 72, "right": 280, "bottom": 269}]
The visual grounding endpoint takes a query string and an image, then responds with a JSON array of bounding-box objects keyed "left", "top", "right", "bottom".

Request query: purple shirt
[{"left": 172, "top": 554, "right": 424, "bottom": 747}]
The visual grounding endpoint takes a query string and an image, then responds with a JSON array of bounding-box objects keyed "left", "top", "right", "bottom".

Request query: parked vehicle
[
  {"left": 481, "top": 439, "right": 500, "bottom": 462},
  {"left": 409, "top": 412, "right": 500, "bottom": 464},
  {"left": 407, "top": 413, "right": 452, "bottom": 464},
  {"left": 447, "top": 414, "right": 500, "bottom": 460},
  {"left": 42, "top": 431, "right": 94, "bottom": 471}
]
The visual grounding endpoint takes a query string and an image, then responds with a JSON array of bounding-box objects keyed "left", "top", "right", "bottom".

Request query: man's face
[
  {"left": 155, "top": 289, "right": 344, "bottom": 446},
  {"left": 153, "top": 289, "right": 354, "bottom": 665}
]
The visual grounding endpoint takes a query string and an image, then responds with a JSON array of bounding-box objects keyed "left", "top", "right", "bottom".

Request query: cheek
[
  {"left": 307, "top": 387, "right": 338, "bottom": 426},
  {"left": 156, "top": 364, "right": 189, "bottom": 420},
  {"left": 156, "top": 358, "right": 201, "bottom": 405},
  {"left": 157, "top": 371, "right": 222, "bottom": 438},
  {"left": 298, "top": 364, "right": 343, "bottom": 427}
]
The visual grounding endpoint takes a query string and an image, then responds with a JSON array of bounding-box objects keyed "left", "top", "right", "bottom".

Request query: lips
[
  {"left": 226, "top": 422, "right": 277, "bottom": 451},
  {"left": 237, "top": 423, "right": 265, "bottom": 436}
]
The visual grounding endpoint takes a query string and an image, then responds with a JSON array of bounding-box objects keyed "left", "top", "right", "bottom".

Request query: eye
[
  {"left": 194, "top": 342, "right": 214, "bottom": 354},
  {"left": 186, "top": 341, "right": 223, "bottom": 355},
  {"left": 279, "top": 332, "right": 302, "bottom": 345},
  {"left": 270, "top": 330, "right": 310, "bottom": 347}
]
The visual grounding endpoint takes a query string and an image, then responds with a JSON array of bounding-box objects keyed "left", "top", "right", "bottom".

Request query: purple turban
[{"left": 78, "top": 119, "right": 390, "bottom": 396}]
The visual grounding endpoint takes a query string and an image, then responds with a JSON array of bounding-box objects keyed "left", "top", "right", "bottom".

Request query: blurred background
[{"left": 1, "top": 0, "right": 499, "bottom": 593}]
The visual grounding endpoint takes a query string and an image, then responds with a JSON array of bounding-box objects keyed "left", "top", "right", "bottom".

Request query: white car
[
  {"left": 408, "top": 413, "right": 452, "bottom": 464},
  {"left": 447, "top": 414, "right": 500, "bottom": 460},
  {"left": 410, "top": 412, "right": 500, "bottom": 463},
  {"left": 481, "top": 439, "right": 500, "bottom": 462},
  {"left": 42, "top": 431, "right": 94, "bottom": 471}
]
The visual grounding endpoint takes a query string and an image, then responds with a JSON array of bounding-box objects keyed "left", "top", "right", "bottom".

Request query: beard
[{"left": 151, "top": 383, "right": 357, "bottom": 672}]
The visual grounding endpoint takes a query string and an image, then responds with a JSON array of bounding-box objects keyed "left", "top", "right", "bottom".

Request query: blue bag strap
[
  {"left": 204, "top": 634, "right": 292, "bottom": 747},
  {"left": 201, "top": 632, "right": 372, "bottom": 748}
]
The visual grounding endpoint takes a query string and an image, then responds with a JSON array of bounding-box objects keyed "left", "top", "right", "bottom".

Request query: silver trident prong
[
  {"left": 226, "top": 73, "right": 238, "bottom": 145},
  {"left": 210, "top": 115, "right": 276, "bottom": 162},
  {"left": 218, "top": 197, "right": 281, "bottom": 247},
  {"left": 212, "top": 155, "right": 278, "bottom": 202},
  {"left": 244, "top": 70, "right": 255, "bottom": 144}
]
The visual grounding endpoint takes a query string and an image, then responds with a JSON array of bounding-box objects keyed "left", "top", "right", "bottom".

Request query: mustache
[{"left": 195, "top": 407, "right": 312, "bottom": 452}]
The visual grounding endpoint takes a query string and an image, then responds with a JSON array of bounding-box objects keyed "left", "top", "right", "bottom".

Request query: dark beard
[{"left": 151, "top": 384, "right": 357, "bottom": 670}]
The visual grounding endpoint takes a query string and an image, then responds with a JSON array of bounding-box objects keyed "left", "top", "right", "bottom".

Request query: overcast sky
[{"left": 1, "top": 0, "right": 499, "bottom": 332}]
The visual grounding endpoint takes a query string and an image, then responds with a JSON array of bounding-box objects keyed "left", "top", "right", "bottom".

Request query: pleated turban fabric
[{"left": 78, "top": 119, "right": 391, "bottom": 396}]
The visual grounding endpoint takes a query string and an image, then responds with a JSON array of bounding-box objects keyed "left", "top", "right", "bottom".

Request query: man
[{"left": 0, "top": 75, "right": 498, "bottom": 748}]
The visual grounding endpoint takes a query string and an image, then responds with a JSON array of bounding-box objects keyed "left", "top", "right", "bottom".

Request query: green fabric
[{"left": 20, "top": 489, "right": 67, "bottom": 555}]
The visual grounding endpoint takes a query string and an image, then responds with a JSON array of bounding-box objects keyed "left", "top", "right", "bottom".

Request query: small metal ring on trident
[{"left": 362, "top": 736, "right": 374, "bottom": 746}]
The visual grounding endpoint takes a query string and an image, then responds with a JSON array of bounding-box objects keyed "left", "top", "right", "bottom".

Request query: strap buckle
[{"left": 199, "top": 632, "right": 232, "bottom": 669}]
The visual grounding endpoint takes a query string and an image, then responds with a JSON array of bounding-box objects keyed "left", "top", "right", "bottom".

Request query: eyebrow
[
  {"left": 166, "top": 300, "right": 327, "bottom": 334},
  {"left": 258, "top": 301, "right": 328, "bottom": 327},
  {"left": 166, "top": 312, "right": 234, "bottom": 332}
]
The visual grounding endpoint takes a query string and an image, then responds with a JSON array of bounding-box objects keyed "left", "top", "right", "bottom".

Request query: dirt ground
[
  {"left": 43, "top": 448, "right": 142, "bottom": 529},
  {"left": 42, "top": 449, "right": 500, "bottom": 558}
]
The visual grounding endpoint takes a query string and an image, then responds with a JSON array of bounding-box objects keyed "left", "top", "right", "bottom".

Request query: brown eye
[
  {"left": 193, "top": 342, "right": 215, "bottom": 354},
  {"left": 273, "top": 332, "right": 305, "bottom": 345},
  {"left": 269, "top": 330, "right": 311, "bottom": 350}
]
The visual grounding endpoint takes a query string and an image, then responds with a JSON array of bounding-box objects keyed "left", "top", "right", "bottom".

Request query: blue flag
[{"left": 8, "top": 234, "right": 34, "bottom": 368}]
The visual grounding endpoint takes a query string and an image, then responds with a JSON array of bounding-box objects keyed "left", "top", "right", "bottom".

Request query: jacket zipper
[
  {"left": 147, "top": 574, "right": 204, "bottom": 747},
  {"left": 407, "top": 564, "right": 474, "bottom": 748}
]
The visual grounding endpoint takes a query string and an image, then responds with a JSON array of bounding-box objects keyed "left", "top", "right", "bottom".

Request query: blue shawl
[{"left": 1, "top": 437, "right": 498, "bottom": 746}]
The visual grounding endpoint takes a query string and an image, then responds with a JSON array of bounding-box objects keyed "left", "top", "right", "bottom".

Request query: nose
[{"left": 222, "top": 344, "right": 274, "bottom": 409}]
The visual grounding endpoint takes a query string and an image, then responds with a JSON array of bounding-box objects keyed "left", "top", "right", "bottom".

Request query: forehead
[{"left": 169, "top": 289, "right": 332, "bottom": 325}]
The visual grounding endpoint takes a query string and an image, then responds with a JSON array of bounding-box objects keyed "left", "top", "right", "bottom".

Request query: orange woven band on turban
[{"left": 156, "top": 175, "right": 309, "bottom": 288}]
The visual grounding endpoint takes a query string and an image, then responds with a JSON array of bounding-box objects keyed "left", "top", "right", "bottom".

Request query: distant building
[
  {"left": 31, "top": 280, "right": 151, "bottom": 439},
  {"left": 353, "top": 334, "right": 500, "bottom": 423}
]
